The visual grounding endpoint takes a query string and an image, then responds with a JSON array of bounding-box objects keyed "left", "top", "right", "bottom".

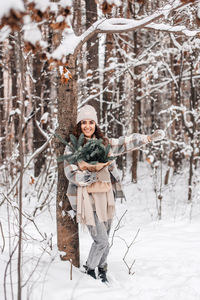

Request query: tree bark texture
[
  {"left": 17, "top": 31, "right": 25, "bottom": 300},
  {"left": 131, "top": 31, "right": 141, "bottom": 183},
  {"left": 102, "top": 33, "right": 115, "bottom": 135},
  {"left": 187, "top": 55, "right": 196, "bottom": 202},
  {"left": 0, "top": 43, "right": 5, "bottom": 162},
  {"left": 170, "top": 24, "right": 184, "bottom": 174},
  {"left": 85, "top": 0, "right": 100, "bottom": 120},
  {"left": 32, "top": 55, "right": 48, "bottom": 177},
  {"left": 114, "top": 6, "right": 127, "bottom": 172},
  {"left": 56, "top": 55, "right": 80, "bottom": 267},
  {"left": 73, "top": 0, "right": 82, "bottom": 36},
  {"left": 9, "top": 38, "right": 19, "bottom": 145}
]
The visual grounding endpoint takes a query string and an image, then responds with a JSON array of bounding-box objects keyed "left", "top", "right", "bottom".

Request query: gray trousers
[{"left": 86, "top": 212, "right": 112, "bottom": 270}]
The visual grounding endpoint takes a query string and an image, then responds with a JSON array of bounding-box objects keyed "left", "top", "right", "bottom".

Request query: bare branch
[
  {"left": 110, "top": 210, "right": 127, "bottom": 248},
  {"left": 7, "top": 134, "right": 53, "bottom": 197},
  {"left": 3, "top": 193, "right": 46, "bottom": 240},
  {"left": 4, "top": 243, "right": 18, "bottom": 300},
  {"left": 121, "top": 229, "right": 140, "bottom": 275},
  {"left": 0, "top": 221, "right": 5, "bottom": 253},
  {"left": 21, "top": 247, "right": 47, "bottom": 288}
]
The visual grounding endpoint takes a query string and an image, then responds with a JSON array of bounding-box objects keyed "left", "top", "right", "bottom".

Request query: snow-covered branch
[
  {"left": 51, "top": 0, "right": 198, "bottom": 60},
  {"left": 0, "top": 0, "right": 25, "bottom": 19},
  {"left": 145, "top": 23, "right": 200, "bottom": 37}
]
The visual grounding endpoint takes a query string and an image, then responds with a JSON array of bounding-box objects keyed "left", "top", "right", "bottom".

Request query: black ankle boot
[
  {"left": 83, "top": 264, "right": 96, "bottom": 279},
  {"left": 98, "top": 267, "right": 108, "bottom": 283},
  {"left": 87, "top": 268, "right": 96, "bottom": 279}
]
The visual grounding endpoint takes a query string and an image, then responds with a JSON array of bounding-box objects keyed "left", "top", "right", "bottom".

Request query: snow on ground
[{"left": 0, "top": 162, "right": 200, "bottom": 300}]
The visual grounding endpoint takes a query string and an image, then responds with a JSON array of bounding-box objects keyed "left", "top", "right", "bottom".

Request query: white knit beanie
[{"left": 77, "top": 105, "right": 98, "bottom": 124}]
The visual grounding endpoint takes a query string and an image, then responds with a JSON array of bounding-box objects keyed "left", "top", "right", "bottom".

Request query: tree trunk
[
  {"left": 131, "top": 31, "right": 142, "bottom": 183},
  {"left": 17, "top": 31, "right": 26, "bottom": 300},
  {"left": 56, "top": 55, "right": 80, "bottom": 267},
  {"left": 115, "top": 6, "right": 128, "bottom": 173},
  {"left": 85, "top": 0, "right": 100, "bottom": 119},
  {"left": 73, "top": 0, "right": 82, "bottom": 36},
  {"left": 164, "top": 39, "right": 176, "bottom": 185},
  {"left": 171, "top": 23, "right": 184, "bottom": 174},
  {"left": 102, "top": 33, "right": 115, "bottom": 136},
  {"left": 188, "top": 152, "right": 193, "bottom": 202},
  {"left": 130, "top": 1, "right": 145, "bottom": 183},
  {"left": 0, "top": 43, "right": 5, "bottom": 163},
  {"left": 9, "top": 38, "right": 19, "bottom": 145},
  {"left": 187, "top": 55, "right": 196, "bottom": 202},
  {"left": 165, "top": 35, "right": 183, "bottom": 183},
  {"left": 32, "top": 55, "right": 48, "bottom": 177}
]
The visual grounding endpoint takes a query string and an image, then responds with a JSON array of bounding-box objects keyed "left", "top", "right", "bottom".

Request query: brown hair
[{"left": 72, "top": 122, "right": 109, "bottom": 145}]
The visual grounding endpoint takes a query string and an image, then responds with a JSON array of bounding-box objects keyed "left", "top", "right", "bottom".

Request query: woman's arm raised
[{"left": 109, "top": 130, "right": 165, "bottom": 156}]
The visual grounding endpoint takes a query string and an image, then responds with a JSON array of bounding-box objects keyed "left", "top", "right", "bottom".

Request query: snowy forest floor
[{"left": 0, "top": 162, "right": 200, "bottom": 300}]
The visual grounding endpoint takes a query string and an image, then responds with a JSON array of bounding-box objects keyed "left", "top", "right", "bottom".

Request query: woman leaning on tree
[{"left": 63, "top": 105, "right": 165, "bottom": 283}]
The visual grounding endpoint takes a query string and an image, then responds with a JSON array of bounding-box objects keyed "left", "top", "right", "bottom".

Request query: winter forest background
[{"left": 0, "top": 0, "right": 200, "bottom": 300}]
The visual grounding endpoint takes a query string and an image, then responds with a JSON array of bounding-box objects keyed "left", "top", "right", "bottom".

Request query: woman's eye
[{"left": 81, "top": 120, "right": 94, "bottom": 125}]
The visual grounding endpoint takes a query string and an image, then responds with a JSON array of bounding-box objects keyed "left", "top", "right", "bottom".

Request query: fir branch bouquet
[{"left": 56, "top": 133, "right": 115, "bottom": 165}]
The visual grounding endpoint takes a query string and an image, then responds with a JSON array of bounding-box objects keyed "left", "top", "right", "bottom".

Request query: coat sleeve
[
  {"left": 109, "top": 133, "right": 149, "bottom": 156},
  {"left": 63, "top": 145, "right": 97, "bottom": 187}
]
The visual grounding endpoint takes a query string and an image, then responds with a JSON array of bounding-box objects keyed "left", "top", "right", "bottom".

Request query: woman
[{"left": 64, "top": 105, "right": 164, "bottom": 283}]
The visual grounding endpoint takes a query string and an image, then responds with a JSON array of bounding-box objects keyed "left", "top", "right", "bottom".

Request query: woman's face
[{"left": 81, "top": 119, "right": 96, "bottom": 138}]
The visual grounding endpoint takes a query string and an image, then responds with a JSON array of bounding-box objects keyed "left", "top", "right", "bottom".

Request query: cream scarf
[
  {"left": 76, "top": 186, "right": 115, "bottom": 226},
  {"left": 76, "top": 160, "right": 115, "bottom": 226}
]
